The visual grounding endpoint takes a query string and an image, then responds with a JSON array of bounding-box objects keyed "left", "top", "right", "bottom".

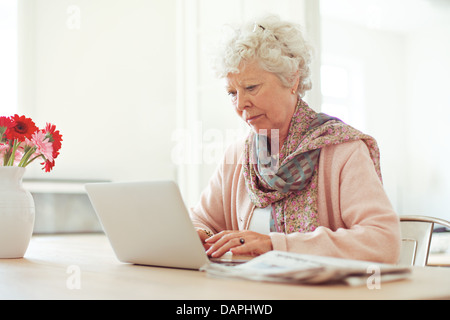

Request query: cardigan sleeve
[
  {"left": 189, "top": 163, "right": 227, "bottom": 234},
  {"left": 190, "top": 136, "right": 251, "bottom": 233},
  {"left": 270, "top": 141, "right": 401, "bottom": 264}
]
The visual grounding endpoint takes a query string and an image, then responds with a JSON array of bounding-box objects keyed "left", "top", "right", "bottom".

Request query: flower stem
[
  {"left": 23, "top": 154, "right": 42, "bottom": 167},
  {"left": 18, "top": 147, "right": 37, "bottom": 167},
  {"left": 6, "top": 140, "right": 19, "bottom": 166}
]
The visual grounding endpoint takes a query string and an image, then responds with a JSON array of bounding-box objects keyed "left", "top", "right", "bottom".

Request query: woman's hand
[
  {"left": 196, "top": 229, "right": 213, "bottom": 251},
  {"left": 205, "top": 230, "right": 273, "bottom": 258}
]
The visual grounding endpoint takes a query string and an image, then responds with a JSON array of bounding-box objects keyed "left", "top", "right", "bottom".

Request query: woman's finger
[
  {"left": 204, "top": 230, "right": 232, "bottom": 244},
  {"left": 204, "top": 230, "right": 273, "bottom": 258},
  {"left": 206, "top": 231, "right": 243, "bottom": 257}
]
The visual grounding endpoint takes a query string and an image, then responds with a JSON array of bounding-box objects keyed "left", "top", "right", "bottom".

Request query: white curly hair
[{"left": 213, "top": 15, "right": 313, "bottom": 97}]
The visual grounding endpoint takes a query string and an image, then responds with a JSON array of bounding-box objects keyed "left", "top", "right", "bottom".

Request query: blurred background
[{"left": 1, "top": 0, "right": 449, "bottom": 234}]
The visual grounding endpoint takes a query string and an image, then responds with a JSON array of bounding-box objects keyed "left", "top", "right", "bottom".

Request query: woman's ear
[{"left": 291, "top": 72, "right": 300, "bottom": 95}]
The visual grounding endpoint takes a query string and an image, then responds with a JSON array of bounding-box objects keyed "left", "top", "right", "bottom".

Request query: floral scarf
[{"left": 242, "top": 98, "right": 382, "bottom": 234}]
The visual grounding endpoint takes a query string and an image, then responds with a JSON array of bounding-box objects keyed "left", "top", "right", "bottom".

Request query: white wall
[
  {"left": 0, "top": 0, "right": 17, "bottom": 116},
  {"left": 321, "top": 1, "right": 450, "bottom": 222},
  {"left": 18, "top": 0, "right": 177, "bottom": 182},
  {"left": 321, "top": 18, "right": 406, "bottom": 213},
  {"left": 402, "top": 19, "right": 450, "bottom": 221}
]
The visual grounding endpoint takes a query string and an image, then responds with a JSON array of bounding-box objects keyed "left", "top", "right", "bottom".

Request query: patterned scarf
[{"left": 243, "top": 98, "right": 382, "bottom": 234}]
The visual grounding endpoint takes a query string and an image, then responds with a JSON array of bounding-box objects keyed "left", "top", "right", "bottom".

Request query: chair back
[{"left": 399, "top": 215, "right": 450, "bottom": 266}]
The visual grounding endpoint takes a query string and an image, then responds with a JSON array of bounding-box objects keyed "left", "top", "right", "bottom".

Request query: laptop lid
[{"left": 85, "top": 180, "right": 209, "bottom": 270}]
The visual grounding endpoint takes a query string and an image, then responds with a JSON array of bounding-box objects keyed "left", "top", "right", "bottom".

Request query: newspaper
[{"left": 203, "top": 251, "right": 411, "bottom": 286}]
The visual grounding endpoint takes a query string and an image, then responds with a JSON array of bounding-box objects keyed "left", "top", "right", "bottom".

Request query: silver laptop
[{"left": 85, "top": 180, "right": 244, "bottom": 270}]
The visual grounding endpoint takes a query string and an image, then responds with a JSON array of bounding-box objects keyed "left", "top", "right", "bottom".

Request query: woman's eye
[
  {"left": 227, "top": 91, "right": 237, "bottom": 98},
  {"left": 246, "top": 85, "right": 257, "bottom": 91}
]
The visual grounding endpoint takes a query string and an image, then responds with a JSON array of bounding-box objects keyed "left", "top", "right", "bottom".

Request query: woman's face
[{"left": 226, "top": 60, "right": 298, "bottom": 142}]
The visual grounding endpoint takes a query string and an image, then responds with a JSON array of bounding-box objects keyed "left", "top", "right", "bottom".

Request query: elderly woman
[{"left": 190, "top": 15, "right": 401, "bottom": 264}]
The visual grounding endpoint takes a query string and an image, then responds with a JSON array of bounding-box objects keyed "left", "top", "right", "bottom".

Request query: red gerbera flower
[
  {"left": 43, "top": 123, "right": 63, "bottom": 159},
  {"left": 7, "top": 115, "right": 39, "bottom": 142},
  {"left": 0, "top": 116, "right": 13, "bottom": 139},
  {"left": 41, "top": 159, "right": 56, "bottom": 173},
  {"left": 39, "top": 123, "right": 62, "bottom": 172}
]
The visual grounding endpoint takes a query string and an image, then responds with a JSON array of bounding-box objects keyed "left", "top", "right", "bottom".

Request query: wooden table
[
  {"left": 428, "top": 253, "right": 450, "bottom": 267},
  {"left": 1, "top": 234, "right": 450, "bottom": 300}
]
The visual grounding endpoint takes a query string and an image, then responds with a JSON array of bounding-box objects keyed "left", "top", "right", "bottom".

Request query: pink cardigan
[{"left": 190, "top": 138, "right": 401, "bottom": 264}]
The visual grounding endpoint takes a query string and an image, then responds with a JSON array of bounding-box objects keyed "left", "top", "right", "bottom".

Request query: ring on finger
[{"left": 239, "top": 237, "right": 245, "bottom": 245}]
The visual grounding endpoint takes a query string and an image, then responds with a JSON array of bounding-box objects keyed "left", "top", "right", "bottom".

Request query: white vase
[{"left": 0, "top": 166, "right": 35, "bottom": 258}]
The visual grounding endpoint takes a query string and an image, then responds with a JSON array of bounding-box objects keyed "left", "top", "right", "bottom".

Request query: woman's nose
[{"left": 235, "top": 91, "right": 250, "bottom": 112}]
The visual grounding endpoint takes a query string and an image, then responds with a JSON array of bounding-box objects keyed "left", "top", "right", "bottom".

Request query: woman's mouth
[{"left": 246, "top": 114, "right": 263, "bottom": 123}]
